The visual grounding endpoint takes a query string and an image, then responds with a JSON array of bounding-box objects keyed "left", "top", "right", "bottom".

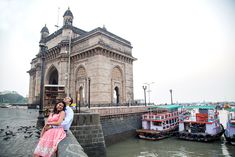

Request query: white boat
[
  {"left": 177, "top": 105, "right": 224, "bottom": 142},
  {"left": 0, "top": 104, "right": 12, "bottom": 108},
  {"left": 224, "top": 108, "right": 235, "bottom": 145},
  {"left": 136, "top": 105, "right": 182, "bottom": 140}
]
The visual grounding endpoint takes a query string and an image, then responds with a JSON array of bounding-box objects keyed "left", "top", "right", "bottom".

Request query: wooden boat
[
  {"left": 224, "top": 108, "right": 235, "bottom": 145},
  {"left": 177, "top": 105, "right": 224, "bottom": 142},
  {"left": 136, "top": 105, "right": 182, "bottom": 140}
]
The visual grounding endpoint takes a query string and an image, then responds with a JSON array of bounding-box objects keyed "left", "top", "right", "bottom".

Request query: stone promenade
[{"left": 0, "top": 108, "right": 87, "bottom": 157}]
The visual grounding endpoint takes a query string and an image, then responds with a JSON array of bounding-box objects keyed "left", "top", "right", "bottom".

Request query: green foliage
[{"left": 0, "top": 92, "right": 27, "bottom": 104}]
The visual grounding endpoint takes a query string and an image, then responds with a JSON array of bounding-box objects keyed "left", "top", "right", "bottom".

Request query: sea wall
[
  {"left": 69, "top": 110, "right": 144, "bottom": 156},
  {"left": 100, "top": 112, "right": 142, "bottom": 146},
  {"left": 70, "top": 113, "right": 106, "bottom": 157}
]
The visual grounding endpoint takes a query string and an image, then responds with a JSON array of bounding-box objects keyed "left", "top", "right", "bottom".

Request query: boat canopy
[
  {"left": 226, "top": 108, "right": 235, "bottom": 112},
  {"left": 148, "top": 104, "right": 182, "bottom": 110},
  {"left": 183, "top": 105, "right": 216, "bottom": 110}
]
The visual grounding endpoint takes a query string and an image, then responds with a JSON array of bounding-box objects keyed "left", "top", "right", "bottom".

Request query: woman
[{"left": 34, "top": 101, "right": 66, "bottom": 157}]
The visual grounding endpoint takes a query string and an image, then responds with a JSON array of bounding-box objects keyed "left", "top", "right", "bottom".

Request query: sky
[{"left": 0, "top": 0, "right": 235, "bottom": 104}]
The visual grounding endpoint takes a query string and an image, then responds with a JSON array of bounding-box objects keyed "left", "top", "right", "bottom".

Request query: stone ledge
[{"left": 58, "top": 130, "right": 88, "bottom": 157}]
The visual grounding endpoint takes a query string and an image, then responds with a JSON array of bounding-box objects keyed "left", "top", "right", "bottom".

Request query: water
[
  {"left": 106, "top": 110, "right": 235, "bottom": 157},
  {"left": 106, "top": 136, "right": 235, "bottom": 157}
]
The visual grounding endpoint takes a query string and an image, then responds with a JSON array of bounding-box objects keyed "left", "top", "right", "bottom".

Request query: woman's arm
[
  {"left": 40, "top": 113, "right": 53, "bottom": 137},
  {"left": 48, "top": 111, "right": 65, "bottom": 126}
]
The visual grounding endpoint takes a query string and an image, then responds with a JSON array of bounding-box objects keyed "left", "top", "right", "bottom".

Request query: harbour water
[
  {"left": 106, "top": 134, "right": 235, "bottom": 157},
  {"left": 106, "top": 110, "right": 235, "bottom": 157},
  {"left": 0, "top": 108, "right": 234, "bottom": 157}
]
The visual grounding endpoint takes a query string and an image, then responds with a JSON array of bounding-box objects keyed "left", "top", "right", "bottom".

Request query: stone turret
[
  {"left": 63, "top": 7, "right": 73, "bottom": 26},
  {"left": 40, "top": 24, "right": 49, "bottom": 41}
]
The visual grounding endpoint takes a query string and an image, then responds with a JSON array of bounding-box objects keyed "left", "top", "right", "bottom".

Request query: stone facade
[{"left": 28, "top": 8, "right": 136, "bottom": 106}]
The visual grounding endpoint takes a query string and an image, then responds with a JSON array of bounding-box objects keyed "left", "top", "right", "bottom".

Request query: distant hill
[{"left": 0, "top": 91, "right": 27, "bottom": 104}]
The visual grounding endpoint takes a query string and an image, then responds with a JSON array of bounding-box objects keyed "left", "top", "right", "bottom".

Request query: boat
[
  {"left": 136, "top": 104, "right": 182, "bottom": 140},
  {"left": 224, "top": 108, "right": 235, "bottom": 145},
  {"left": 0, "top": 103, "right": 12, "bottom": 108},
  {"left": 177, "top": 105, "right": 224, "bottom": 142}
]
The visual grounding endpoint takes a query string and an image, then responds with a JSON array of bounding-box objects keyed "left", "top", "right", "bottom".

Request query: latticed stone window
[
  {"left": 77, "top": 67, "right": 86, "bottom": 78},
  {"left": 112, "top": 67, "right": 122, "bottom": 81}
]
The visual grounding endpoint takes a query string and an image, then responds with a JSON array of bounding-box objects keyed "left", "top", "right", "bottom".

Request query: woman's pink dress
[{"left": 34, "top": 113, "right": 66, "bottom": 157}]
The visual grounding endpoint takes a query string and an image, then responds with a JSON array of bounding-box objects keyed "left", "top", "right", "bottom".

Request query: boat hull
[
  {"left": 177, "top": 124, "right": 224, "bottom": 142},
  {"left": 136, "top": 126, "right": 178, "bottom": 141},
  {"left": 224, "top": 131, "right": 235, "bottom": 145}
]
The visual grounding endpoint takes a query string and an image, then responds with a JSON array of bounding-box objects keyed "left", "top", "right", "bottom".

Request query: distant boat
[
  {"left": 177, "top": 105, "right": 224, "bottom": 142},
  {"left": 224, "top": 108, "right": 235, "bottom": 145},
  {"left": 136, "top": 104, "right": 183, "bottom": 140},
  {"left": 0, "top": 104, "right": 12, "bottom": 108}
]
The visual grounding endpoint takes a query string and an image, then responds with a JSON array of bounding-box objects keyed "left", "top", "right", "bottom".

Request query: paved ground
[{"left": 0, "top": 108, "right": 41, "bottom": 157}]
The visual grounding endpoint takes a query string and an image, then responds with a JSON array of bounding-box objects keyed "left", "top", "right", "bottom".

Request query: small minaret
[
  {"left": 38, "top": 24, "right": 49, "bottom": 55},
  {"left": 63, "top": 7, "right": 73, "bottom": 26},
  {"left": 40, "top": 24, "right": 49, "bottom": 43}
]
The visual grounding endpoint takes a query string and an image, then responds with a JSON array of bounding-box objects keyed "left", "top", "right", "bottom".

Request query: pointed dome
[
  {"left": 40, "top": 24, "right": 49, "bottom": 33},
  {"left": 63, "top": 7, "right": 73, "bottom": 18}
]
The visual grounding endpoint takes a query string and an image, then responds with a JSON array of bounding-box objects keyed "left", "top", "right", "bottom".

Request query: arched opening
[
  {"left": 114, "top": 86, "right": 119, "bottom": 104},
  {"left": 111, "top": 66, "right": 123, "bottom": 104},
  {"left": 75, "top": 66, "right": 87, "bottom": 106},
  {"left": 46, "top": 66, "right": 59, "bottom": 85},
  {"left": 79, "top": 86, "right": 84, "bottom": 104}
]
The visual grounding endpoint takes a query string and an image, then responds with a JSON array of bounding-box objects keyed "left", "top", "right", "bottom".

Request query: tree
[{"left": 0, "top": 91, "right": 27, "bottom": 104}]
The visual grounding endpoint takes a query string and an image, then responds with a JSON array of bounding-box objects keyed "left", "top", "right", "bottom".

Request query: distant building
[{"left": 27, "top": 8, "right": 136, "bottom": 106}]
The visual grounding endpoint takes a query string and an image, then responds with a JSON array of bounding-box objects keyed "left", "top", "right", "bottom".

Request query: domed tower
[
  {"left": 63, "top": 7, "right": 73, "bottom": 26},
  {"left": 40, "top": 24, "right": 49, "bottom": 41}
]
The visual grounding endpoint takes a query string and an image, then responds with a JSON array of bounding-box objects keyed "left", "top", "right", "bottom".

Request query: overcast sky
[{"left": 0, "top": 0, "right": 235, "bottom": 104}]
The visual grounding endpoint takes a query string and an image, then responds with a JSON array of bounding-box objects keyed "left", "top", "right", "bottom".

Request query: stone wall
[
  {"left": 70, "top": 113, "right": 106, "bottom": 157},
  {"left": 58, "top": 130, "right": 88, "bottom": 157},
  {"left": 100, "top": 113, "right": 142, "bottom": 146}
]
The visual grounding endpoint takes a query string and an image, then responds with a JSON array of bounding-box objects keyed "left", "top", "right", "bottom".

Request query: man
[{"left": 61, "top": 96, "right": 74, "bottom": 132}]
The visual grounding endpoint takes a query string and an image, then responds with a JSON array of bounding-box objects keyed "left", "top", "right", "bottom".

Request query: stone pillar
[
  {"left": 70, "top": 113, "right": 106, "bottom": 157},
  {"left": 28, "top": 74, "right": 34, "bottom": 104}
]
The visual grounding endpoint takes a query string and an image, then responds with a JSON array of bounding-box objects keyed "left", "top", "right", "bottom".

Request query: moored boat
[
  {"left": 177, "top": 105, "right": 224, "bottom": 142},
  {"left": 136, "top": 105, "right": 182, "bottom": 140},
  {"left": 224, "top": 108, "right": 235, "bottom": 145},
  {"left": 0, "top": 104, "right": 12, "bottom": 108}
]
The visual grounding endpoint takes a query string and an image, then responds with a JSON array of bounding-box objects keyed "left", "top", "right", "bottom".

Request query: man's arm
[{"left": 61, "top": 108, "right": 74, "bottom": 126}]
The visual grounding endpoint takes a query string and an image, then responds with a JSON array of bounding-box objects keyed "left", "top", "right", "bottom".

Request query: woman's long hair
[{"left": 53, "top": 101, "right": 66, "bottom": 114}]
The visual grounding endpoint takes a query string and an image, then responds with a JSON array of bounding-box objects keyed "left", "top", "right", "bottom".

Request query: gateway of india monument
[{"left": 27, "top": 8, "right": 136, "bottom": 107}]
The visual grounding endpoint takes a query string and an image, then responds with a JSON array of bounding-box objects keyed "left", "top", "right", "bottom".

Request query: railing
[
  {"left": 90, "top": 106, "right": 147, "bottom": 116},
  {"left": 91, "top": 102, "right": 154, "bottom": 107}
]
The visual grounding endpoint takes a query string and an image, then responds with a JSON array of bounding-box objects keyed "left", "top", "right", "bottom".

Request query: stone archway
[
  {"left": 46, "top": 65, "right": 58, "bottom": 85},
  {"left": 111, "top": 66, "right": 123, "bottom": 104},
  {"left": 79, "top": 86, "right": 84, "bottom": 103},
  {"left": 75, "top": 66, "right": 87, "bottom": 106},
  {"left": 114, "top": 86, "right": 119, "bottom": 104}
]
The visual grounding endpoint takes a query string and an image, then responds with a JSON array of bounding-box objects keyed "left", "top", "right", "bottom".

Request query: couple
[{"left": 33, "top": 97, "right": 74, "bottom": 157}]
